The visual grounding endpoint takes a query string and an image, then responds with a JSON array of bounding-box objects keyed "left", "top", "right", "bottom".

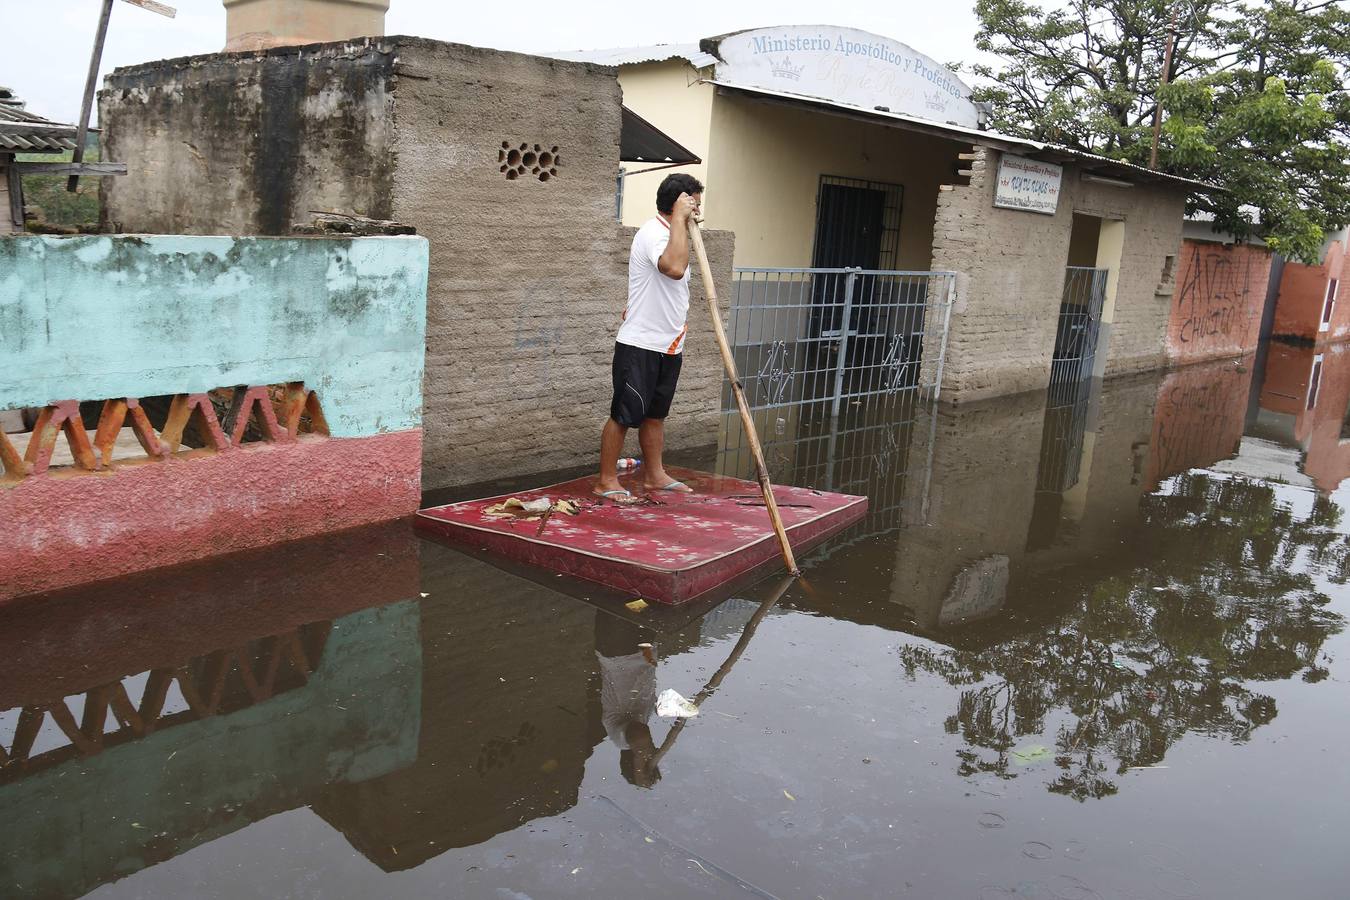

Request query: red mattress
[{"left": 415, "top": 466, "right": 867, "bottom": 604}]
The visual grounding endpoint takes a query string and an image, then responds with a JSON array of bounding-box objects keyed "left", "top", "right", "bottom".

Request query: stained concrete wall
[
  {"left": 100, "top": 37, "right": 735, "bottom": 489},
  {"left": 931, "top": 147, "right": 1186, "bottom": 402},
  {"left": 0, "top": 234, "right": 428, "bottom": 601},
  {"left": 1166, "top": 239, "right": 1273, "bottom": 365},
  {"left": 0, "top": 159, "right": 16, "bottom": 234},
  {"left": 0, "top": 235, "right": 427, "bottom": 433},
  {"left": 101, "top": 42, "right": 398, "bottom": 237}
]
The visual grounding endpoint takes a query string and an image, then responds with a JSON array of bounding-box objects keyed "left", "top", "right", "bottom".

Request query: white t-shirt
[
  {"left": 596, "top": 650, "right": 657, "bottom": 749},
  {"left": 617, "top": 214, "right": 690, "bottom": 355}
]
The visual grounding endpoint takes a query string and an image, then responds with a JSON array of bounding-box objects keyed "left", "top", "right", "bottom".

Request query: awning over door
[{"left": 620, "top": 106, "right": 701, "bottom": 165}]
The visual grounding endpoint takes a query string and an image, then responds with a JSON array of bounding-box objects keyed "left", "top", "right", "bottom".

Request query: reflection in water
[
  {"left": 0, "top": 522, "right": 423, "bottom": 900},
  {"left": 2, "top": 346, "right": 1349, "bottom": 898},
  {"left": 716, "top": 391, "right": 930, "bottom": 540},
  {"left": 901, "top": 470, "right": 1343, "bottom": 799}
]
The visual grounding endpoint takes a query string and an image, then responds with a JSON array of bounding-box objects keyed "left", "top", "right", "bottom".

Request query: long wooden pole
[
  {"left": 687, "top": 221, "right": 800, "bottom": 577},
  {"left": 68, "top": 0, "right": 115, "bottom": 193},
  {"left": 649, "top": 574, "right": 796, "bottom": 768},
  {"left": 1148, "top": 2, "right": 1181, "bottom": 170}
]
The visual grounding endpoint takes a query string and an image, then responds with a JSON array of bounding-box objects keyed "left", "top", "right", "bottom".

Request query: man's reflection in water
[{"left": 595, "top": 612, "right": 661, "bottom": 787}]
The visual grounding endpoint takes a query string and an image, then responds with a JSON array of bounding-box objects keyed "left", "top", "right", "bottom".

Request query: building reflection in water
[
  {"left": 1253, "top": 341, "right": 1350, "bottom": 493},
  {"left": 0, "top": 521, "right": 423, "bottom": 900},
  {"left": 1, "top": 349, "right": 1348, "bottom": 898}
]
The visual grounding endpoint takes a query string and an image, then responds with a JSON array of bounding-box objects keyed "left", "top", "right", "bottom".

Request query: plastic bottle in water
[{"left": 617, "top": 457, "right": 642, "bottom": 470}]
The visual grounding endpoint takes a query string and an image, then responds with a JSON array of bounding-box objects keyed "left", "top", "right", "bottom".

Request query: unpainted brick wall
[
  {"left": 931, "top": 147, "right": 1185, "bottom": 403},
  {"left": 388, "top": 40, "right": 732, "bottom": 488},
  {"left": 99, "top": 37, "right": 734, "bottom": 489}
]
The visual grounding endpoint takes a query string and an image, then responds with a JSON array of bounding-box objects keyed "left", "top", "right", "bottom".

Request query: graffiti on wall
[
  {"left": 1147, "top": 360, "right": 1255, "bottom": 486},
  {"left": 1169, "top": 241, "right": 1273, "bottom": 363}
]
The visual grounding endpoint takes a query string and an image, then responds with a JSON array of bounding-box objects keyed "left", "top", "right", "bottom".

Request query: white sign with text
[
  {"left": 709, "top": 26, "right": 981, "bottom": 129},
  {"left": 994, "top": 154, "right": 1063, "bottom": 215}
]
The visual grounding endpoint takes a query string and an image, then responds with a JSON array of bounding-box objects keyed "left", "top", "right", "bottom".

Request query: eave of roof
[
  {"left": 706, "top": 80, "right": 1221, "bottom": 192},
  {"left": 544, "top": 43, "right": 718, "bottom": 69},
  {"left": 620, "top": 106, "right": 701, "bottom": 165},
  {"left": 0, "top": 86, "right": 78, "bottom": 154},
  {"left": 708, "top": 80, "right": 1221, "bottom": 193}
]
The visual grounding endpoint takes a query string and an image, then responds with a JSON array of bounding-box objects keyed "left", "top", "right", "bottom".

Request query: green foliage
[
  {"left": 969, "top": 0, "right": 1350, "bottom": 262},
  {"left": 17, "top": 135, "right": 101, "bottom": 230},
  {"left": 900, "top": 473, "right": 1346, "bottom": 801}
]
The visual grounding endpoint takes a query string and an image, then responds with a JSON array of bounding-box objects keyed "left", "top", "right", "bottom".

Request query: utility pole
[
  {"left": 1149, "top": 2, "right": 1182, "bottom": 170},
  {"left": 67, "top": 0, "right": 176, "bottom": 192}
]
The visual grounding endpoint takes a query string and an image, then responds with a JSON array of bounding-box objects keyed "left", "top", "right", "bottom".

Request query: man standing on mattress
[{"left": 594, "top": 172, "right": 703, "bottom": 503}]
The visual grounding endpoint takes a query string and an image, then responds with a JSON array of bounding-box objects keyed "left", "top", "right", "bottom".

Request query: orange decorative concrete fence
[
  {"left": 1273, "top": 238, "right": 1349, "bottom": 343},
  {"left": 0, "top": 234, "right": 428, "bottom": 602},
  {"left": 1166, "top": 240, "right": 1273, "bottom": 366}
]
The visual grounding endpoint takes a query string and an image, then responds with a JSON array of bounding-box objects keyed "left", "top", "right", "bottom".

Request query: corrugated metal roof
[
  {"left": 0, "top": 86, "right": 78, "bottom": 153},
  {"left": 708, "top": 79, "right": 1222, "bottom": 193},
  {"left": 621, "top": 106, "right": 700, "bottom": 164},
  {"left": 545, "top": 43, "right": 718, "bottom": 69}
]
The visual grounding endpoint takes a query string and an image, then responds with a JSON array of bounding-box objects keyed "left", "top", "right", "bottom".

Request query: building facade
[
  {"left": 1272, "top": 231, "right": 1348, "bottom": 343},
  {"left": 99, "top": 37, "right": 734, "bottom": 490},
  {"left": 558, "top": 26, "right": 1211, "bottom": 403}
]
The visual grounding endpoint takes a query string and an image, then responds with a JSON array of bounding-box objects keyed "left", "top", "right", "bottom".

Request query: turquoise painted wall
[
  {"left": 0, "top": 235, "right": 428, "bottom": 438},
  {"left": 0, "top": 598, "right": 422, "bottom": 900}
]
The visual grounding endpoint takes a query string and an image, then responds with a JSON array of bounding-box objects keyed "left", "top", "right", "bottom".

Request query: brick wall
[
  {"left": 100, "top": 38, "right": 735, "bottom": 490},
  {"left": 1273, "top": 238, "right": 1349, "bottom": 343},
  {"left": 1166, "top": 239, "right": 1273, "bottom": 365},
  {"left": 930, "top": 147, "right": 1185, "bottom": 403}
]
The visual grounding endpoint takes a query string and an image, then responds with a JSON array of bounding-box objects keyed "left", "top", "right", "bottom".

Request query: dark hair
[
  {"left": 656, "top": 173, "right": 704, "bottom": 214},
  {"left": 620, "top": 748, "right": 662, "bottom": 787}
]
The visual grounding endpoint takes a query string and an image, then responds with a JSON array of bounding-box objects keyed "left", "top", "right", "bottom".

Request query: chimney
[{"left": 223, "top": 0, "right": 390, "bottom": 52}]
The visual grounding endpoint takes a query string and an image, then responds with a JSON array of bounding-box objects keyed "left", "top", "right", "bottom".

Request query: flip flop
[
  {"left": 594, "top": 488, "right": 640, "bottom": 504},
  {"left": 652, "top": 481, "right": 693, "bottom": 493}
]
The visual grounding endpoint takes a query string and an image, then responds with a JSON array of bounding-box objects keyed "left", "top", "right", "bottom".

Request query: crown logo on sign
[
  {"left": 768, "top": 56, "right": 805, "bottom": 80},
  {"left": 923, "top": 90, "right": 947, "bottom": 111}
]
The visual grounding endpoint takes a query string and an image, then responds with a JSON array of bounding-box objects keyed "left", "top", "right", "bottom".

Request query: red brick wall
[
  {"left": 1273, "top": 239, "right": 1349, "bottom": 342},
  {"left": 1260, "top": 341, "right": 1350, "bottom": 493},
  {"left": 1166, "top": 240, "right": 1272, "bottom": 365},
  {"left": 1146, "top": 358, "right": 1255, "bottom": 486}
]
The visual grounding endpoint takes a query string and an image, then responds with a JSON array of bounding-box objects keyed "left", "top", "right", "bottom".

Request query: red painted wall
[
  {"left": 0, "top": 431, "right": 421, "bottom": 602},
  {"left": 1259, "top": 341, "right": 1350, "bottom": 493},
  {"left": 1146, "top": 357, "right": 1256, "bottom": 486},
  {"left": 1273, "top": 239, "right": 1349, "bottom": 342},
  {"left": 1167, "top": 240, "right": 1273, "bottom": 365}
]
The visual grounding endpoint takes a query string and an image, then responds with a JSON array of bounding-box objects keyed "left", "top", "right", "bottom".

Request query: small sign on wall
[{"left": 994, "top": 154, "right": 1062, "bottom": 215}]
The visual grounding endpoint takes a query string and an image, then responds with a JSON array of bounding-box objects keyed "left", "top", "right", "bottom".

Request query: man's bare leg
[
  {"left": 639, "top": 418, "right": 692, "bottom": 492},
  {"left": 596, "top": 418, "right": 629, "bottom": 494}
]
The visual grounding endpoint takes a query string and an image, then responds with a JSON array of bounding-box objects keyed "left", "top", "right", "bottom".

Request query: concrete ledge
[{"left": 0, "top": 430, "right": 421, "bottom": 602}]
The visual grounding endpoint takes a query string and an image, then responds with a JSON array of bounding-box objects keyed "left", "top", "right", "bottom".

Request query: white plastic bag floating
[{"left": 656, "top": 688, "right": 699, "bottom": 718}]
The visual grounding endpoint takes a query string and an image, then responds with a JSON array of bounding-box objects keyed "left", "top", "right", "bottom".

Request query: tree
[
  {"left": 969, "top": 0, "right": 1350, "bottom": 262},
  {"left": 900, "top": 473, "right": 1345, "bottom": 800}
]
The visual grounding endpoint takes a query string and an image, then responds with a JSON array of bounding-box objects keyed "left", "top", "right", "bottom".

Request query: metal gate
[
  {"left": 724, "top": 267, "right": 955, "bottom": 416},
  {"left": 713, "top": 267, "right": 955, "bottom": 534},
  {"left": 1051, "top": 267, "right": 1109, "bottom": 381}
]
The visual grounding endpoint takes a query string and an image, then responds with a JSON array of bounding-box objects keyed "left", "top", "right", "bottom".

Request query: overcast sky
[{"left": 8, "top": 0, "right": 984, "bottom": 124}]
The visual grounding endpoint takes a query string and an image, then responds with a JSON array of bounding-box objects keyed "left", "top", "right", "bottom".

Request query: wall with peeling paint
[
  {"left": 99, "top": 38, "right": 736, "bottom": 490},
  {"left": 0, "top": 233, "right": 429, "bottom": 601},
  {"left": 0, "top": 234, "right": 427, "bottom": 436}
]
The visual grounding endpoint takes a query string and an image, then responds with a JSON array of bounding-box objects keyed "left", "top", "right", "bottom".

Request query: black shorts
[{"left": 610, "top": 342, "right": 682, "bottom": 428}]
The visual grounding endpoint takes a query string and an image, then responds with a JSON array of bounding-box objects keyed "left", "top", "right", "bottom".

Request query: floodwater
[{"left": 3, "top": 341, "right": 1349, "bottom": 899}]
